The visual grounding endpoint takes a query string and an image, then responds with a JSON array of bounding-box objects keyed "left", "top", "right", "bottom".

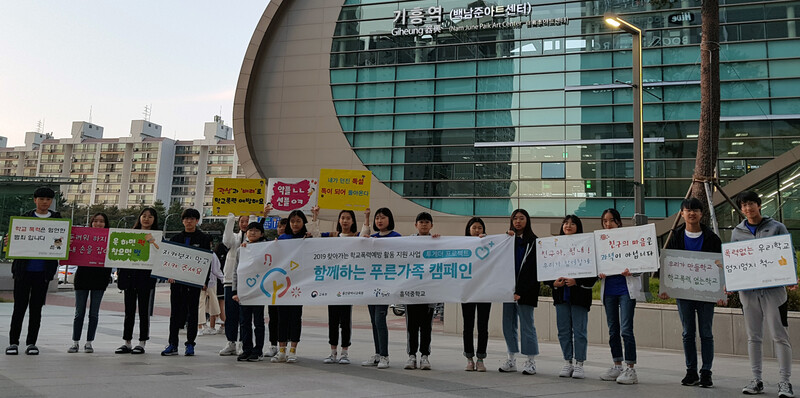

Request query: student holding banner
[
  {"left": 116, "top": 208, "right": 160, "bottom": 355},
  {"left": 545, "top": 215, "right": 596, "bottom": 380},
  {"left": 404, "top": 212, "right": 440, "bottom": 371},
  {"left": 597, "top": 208, "right": 644, "bottom": 385},
  {"left": 6, "top": 187, "right": 62, "bottom": 356},
  {"left": 462, "top": 217, "right": 490, "bottom": 372},
  {"left": 730, "top": 191, "right": 794, "bottom": 397},
  {"left": 499, "top": 209, "right": 540, "bottom": 376},
  {"left": 219, "top": 213, "right": 252, "bottom": 356},
  {"left": 661, "top": 198, "right": 723, "bottom": 388},
  {"left": 232, "top": 222, "right": 269, "bottom": 362},
  {"left": 68, "top": 213, "right": 113, "bottom": 354}
]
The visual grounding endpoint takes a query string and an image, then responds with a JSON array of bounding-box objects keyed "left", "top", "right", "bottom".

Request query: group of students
[{"left": 4, "top": 187, "right": 795, "bottom": 397}]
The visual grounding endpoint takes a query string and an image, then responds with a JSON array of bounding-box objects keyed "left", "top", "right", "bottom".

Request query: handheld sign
[
  {"left": 594, "top": 224, "right": 659, "bottom": 275},
  {"left": 60, "top": 226, "right": 108, "bottom": 267},
  {"left": 104, "top": 229, "right": 163, "bottom": 270},
  {"left": 6, "top": 217, "right": 71, "bottom": 260},
  {"left": 722, "top": 234, "right": 798, "bottom": 291},
  {"left": 267, "top": 178, "right": 318, "bottom": 214},
  {"left": 536, "top": 233, "right": 596, "bottom": 281},
  {"left": 317, "top": 169, "right": 372, "bottom": 211},
  {"left": 659, "top": 249, "right": 725, "bottom": 302},
  {"left": 212, "top": 178, "right": 266, "bottom": 216},
  {"left": 150, "top": 240, "right": 215, "bottom": 287}
]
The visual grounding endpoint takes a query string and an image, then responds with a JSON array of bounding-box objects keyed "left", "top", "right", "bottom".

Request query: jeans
[
  {"left": 267, "top": 305, "right": 278, "bottom": 346},
  {"left": 223, "top": 286, "right": 240, "bottom": 342},
  {"left": 276, "top": 305, "right": 302, "bottom": 343},
  {"left": 603, "top": 294, "right": 637, "bottom": 364},
  {"left": 9, "top": 271, "right": 49, "bottom": 346},
  {"left": 368, "top": 304, "right": 389, "bottom": 356},
  {"left": 405, "top": 304, "right": 433, "bottom": 356},
  {"left": 502, "top": 302, "right": 539, "bottom": 356},
  {"left": 676, "top": 299, "right": 715, "bottom": 371},
  {"left": 72, "top": 289, "right": 105, "bottom": 342},
  {"left": 122, "top": 287, "right": 152, "bottom": 342},
  {"left": 555, "top": 303, "right": 589, "bottom": 362},
  {"left": 239, "top": 305, "right": 265, "bottom": 356},
  {"left": 462, "top": 302, "right": 491, "bottom": 359},
  {"left": 168, "top": 283, "right": 201, "bottom": 347},
  {"left": 328, "top": 305, "right": 352, "bottom": 347}
]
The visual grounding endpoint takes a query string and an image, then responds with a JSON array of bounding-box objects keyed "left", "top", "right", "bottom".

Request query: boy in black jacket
[
  {"left": 6, "top": 187, "right": 62, "bottom": 355},
  {"left": 161, "top": 208, "right": 213, "bottom": 356}
]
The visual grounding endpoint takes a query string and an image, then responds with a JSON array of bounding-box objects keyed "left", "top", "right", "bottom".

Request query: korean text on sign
[
  {"left": 722, "top": 234, "right": 797, "bottom": 291},
  {"left": 212, "top": 178, "right": 266, "bottom": 216}
]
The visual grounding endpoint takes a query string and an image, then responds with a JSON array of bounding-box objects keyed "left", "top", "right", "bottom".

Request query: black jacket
[
  {"left": 514, "top": 236, "right": 540, "bottom": 307},
  {"left": 546, "top": 276, "right": 597, "bottom": 310},
  {"left": 665, "top": 223, "right": 722, "bottom": 253},
  {"left": 11, "top": 209, "right": 63, "bottom": 280},
  {"left": 74, "top": 266, "right": 113, "bottom": 290}
]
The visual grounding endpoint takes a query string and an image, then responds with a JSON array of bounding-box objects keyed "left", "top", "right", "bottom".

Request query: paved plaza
[{"left": 0, "top": 285, "right": 796, "bottom": 397}]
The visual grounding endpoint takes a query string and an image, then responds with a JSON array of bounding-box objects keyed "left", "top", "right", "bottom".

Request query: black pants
[
  {"left": 267, "top": 305, "right": 279, "bottom": 345},
  {"left": 168, "top": 284, "right": 201, "bottom": 347},
  {"left": 405, "top": 304, "right": 434, "bottom": 356},
  {"left": 327, "top": 305, "right": 352, "bottom": 347},
  {"left": 462, "top": 302, "right": 492, "bottom": 358},
  {"left": 276, "top": 305, "right": 302, "bottom": 343},
  {"left": 239, "top": 305, "right": 265, "bottom": 355},
  {"left": 122, "top": 287, "right": 152, "bottom": 341},
  {"left": 9, "top": 272, "right": 49, "bottom": 346}
]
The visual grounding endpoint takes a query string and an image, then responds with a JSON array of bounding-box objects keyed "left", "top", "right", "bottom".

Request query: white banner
[
  {"left": 594, "top": 224, "right": 659, "bottom": 275},
  {"left": 7, "top": 217, "right": 71, "bottom": 260},
  {"left": 104, "top": 229, "right": 163, "bottom": 270},
  {"left": 536, "top": 233, "right": 596, "bottom": 281},
  {"left": 150, "top": 241, "right": 215, "bottom": 288},
  {"left": 236, "top": 234, "right": 515, "bottom": 306},
  {"left": 722, "top": 234, "right": 798, "bottom": 291},
  {"left": 659, "top": 249, "right": 725, "bottom": 302}
]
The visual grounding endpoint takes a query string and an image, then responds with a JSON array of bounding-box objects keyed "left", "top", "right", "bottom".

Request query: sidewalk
[{"left": 0, "top": 286, "right": 795, "bottom": 397}]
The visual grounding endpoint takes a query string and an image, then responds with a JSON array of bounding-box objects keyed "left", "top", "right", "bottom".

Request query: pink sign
[
  {"left": 267, "top": 178, "right": 318, "bottom": 214},
  {"left": 59, "top": 226, "right": 109, "bottom": 267}
]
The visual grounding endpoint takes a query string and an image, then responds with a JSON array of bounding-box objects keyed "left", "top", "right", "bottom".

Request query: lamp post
[
  {"left": 605, "top": 15, "right": 646, "bottom": 226},
  {"left": 163, "top": 213, "right": 178, "bottom": 235}
]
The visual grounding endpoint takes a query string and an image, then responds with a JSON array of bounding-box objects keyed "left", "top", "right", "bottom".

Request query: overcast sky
[{"left": 0, "top": 1, "right": 266, "bottom": 146}]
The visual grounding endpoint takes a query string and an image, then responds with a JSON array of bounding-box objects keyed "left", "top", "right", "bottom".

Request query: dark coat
[
  {"left": 546, "top": 276, "right": 597, "bottom": 310},
  {"left": 514, "top": 237, "right": 540, "bottom": 307},
  {"left": 666, "top": 223, "right": 722, "bottom": 253},
  {"left": 11, "top": 209, "right": 63, "bottom": 280},
  {"left": 74, "top": 266, "right": 113, "bottom": 291}
]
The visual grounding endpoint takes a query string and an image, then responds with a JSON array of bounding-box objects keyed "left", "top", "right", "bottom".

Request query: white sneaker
[
  {"left": 362, "top": 354, "right": 380, "bottom": 366},
  {"left": 498, "top": 358, "right": 517, "bottom": 372},
  {"left": 236, "top": 342, "right": 243, "bottom": 355},
  {"left": 219, "top": 341, "right": 237, "bottom": 356},
  {"left": 377, "top": 356, "right": 390, "bottom": 369},
  {"left": 600, "top": 366, "right": 623, "bottom": 381},
  {"left": 419, "top": 355, "right": 431, "bottom": 370},
  {"left": 338, "top": 353, "right": 350, "bottom": 364},
  {"left": 572, "top": 362, "right": 585, "bottom": 379},
  {"left": 198, "top": 327, "right": 207, "bottom": 336},
  {"left": 404, "top": 355, "right": 417, "bottom": 370},
  {"left": 521, "top": 360, "right": 536, "bottom": 375},
  {"left": 206, "top": 327, "right": 217, "bottom": 335},
  {"left": 264, "top": 345, "right": 278, "bottom": 357},
  {"left": 616, "top": 367, "right": 638, "bottom": 385},
  {"left": 559, "top": 362, "right": 574, "bottom": 377},
  {"left": 287, "top": 351, "right": 297, "bottom": 363},
  {"left": 323, "top": 354, "right": 338, "bottom": 364},
  {"left": 271, "top": 351, "right": 287, "bottom": 363}
]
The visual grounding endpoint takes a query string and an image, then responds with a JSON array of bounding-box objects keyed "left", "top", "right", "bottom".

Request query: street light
[
  {"left": 605, "top": 14, "right": 646, "bottom": 226},
  {"left": 163, "top": 213, "right": 179, "bottom": 234}
]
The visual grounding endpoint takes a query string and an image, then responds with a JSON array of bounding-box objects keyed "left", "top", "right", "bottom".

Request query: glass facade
[{"left": 330, "top": 0, "right": 800, "bottom": 218}]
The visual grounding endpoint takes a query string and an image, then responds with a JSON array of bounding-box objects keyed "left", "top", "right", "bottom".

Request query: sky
[{"left": 0, "top": 1, "right": 266, "bottom": 146}]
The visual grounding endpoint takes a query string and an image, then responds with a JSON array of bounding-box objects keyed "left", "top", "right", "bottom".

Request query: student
[
  {"left": 403, "top": 212, "right": 440, "bottom": 371},
  {"left": 311, "top": 207, "right": 370, "bottom": 365},
  {"left": 116, "top": 207, "right": 159, "bottom": 355},
  {"left": 68, "top": 213, "right": 113, "bottom": 353},
  {"left": 219, "top": 213, "right": 243, "bottom": 356},
  {"left": 731, "top": 191, "right": 794, "bottom": 397},
  {"left": 499, "top": 209, "right": 540, "bottom": 375},
  {"left": 660, "top": 198, "right": 723, "bottom": 388},
  {"left": 362, "top": 207, "right": 400, "bottom": 369},
  {"left": 197, "top": 269, "right": 222, "bottom": 335},
  {"left": 271, "top": 209, "right": 309, "bottom": 363},
  {"left": 545, "top": 215, "right": 596, "bottom": 379},
  {"left": 597, "top": 208, "right": 644, "bottom": 385},
  {"left": 161, "top": 208, "right": 213, "bottom": 357},
  {"left": 462, "top": 217, "right": 490, "bottom": 372},
  {"left": 232, "top": 222, "right": 268, "bottom": 362},
  {"left": 6, "top": 187, "right": 62, "bottom": 356},
  {"left": 265, "top": 214, "right": 287, "bottom": 357}
]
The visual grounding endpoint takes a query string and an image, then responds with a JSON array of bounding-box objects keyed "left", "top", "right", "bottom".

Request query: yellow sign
[
  {"left": 317, "top": 169, "right": 372, "bottom": 210},
  {"left": 212, "top": 178, "right": 266, "bottom": 216}
]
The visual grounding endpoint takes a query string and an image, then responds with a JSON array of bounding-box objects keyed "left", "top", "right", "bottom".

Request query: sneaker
[
  {"left": 616, "top": 367, "right": 638, "bottom": 385},
  {"left": 25, "top": 345, "right": 39, "bottom": 355},
  {"left": 286, "top": 351, "right": 297, "bottom": 363},
  {"left": 559, "top": 362, "right": 574, "bottom": 378},
  {"left": 237, "top": 342, "right": 243, "bottom": 355},
  {"left": 68, "top": 342, "right": 79, "bottom": 353},
  {"left": 161, "top": 344, "right": 178, "bottom": 356},
  {"left": 778, "top": 381, "right": 794, "bottom": 398},
  {"left": 521, "top": 360, "right": 536, "bottom": 375},
  {"left": 323, "top": 354, "right": 338, "bottom": 364},
  {"left": 115, "top": 345, "right": 133, "bottom": 354},
  {"left": 498, "top": 358, "right": 517, "bottom": 372},
  {"left": 465, "top": 359, "right": 476, "bottom": 371},
  {"left": 572, "top": 362, "right": 585, "bottom": 379},
  {"left": 184, "top": 345, "right": 195, "bottom": 356},
  {"left": 681, "top": 370, "right": 700, "bottom": 386},
  {"left": 419, "top": 355, "right": 431, "bottom": 370},
  {"left": 600, "top": 366, "right": 622, "bottom": 381},
  {"left": 218, "top": 325, "right": 225, "bottom": 334},
  {"left": 197, "top": 327, "right": 207, "bottom": 336},
  {"left": 206, "top": 328, "right": 217, "bottom": 335},
  {"left": 338, "top": 353, "right": 350, "bottom": 364},
  {"left": 271, "top": 351, "right": 287, "bottom": 363},
  {"left": 264, "top": 345, "right": 278, "bottom": 357},
  {"left": 362, "top": 354, "right": 380, "bottom": 366},
  {"left": 699, "top": 370, "right": 713, "bottom": 388},
  {"left": 219, "top": 341, "right": 237, "bottom": 356},
  {"left": 377, "top": 356, "right": 390, "bottom": 369},
  {"left": 476, "top": 359, "right": 486, "bottom": 372},
  {"left": 5, "top": 344, "right": 18, "bottom": 355},
  {"left": 247, "top": 353, "right": 263, "bottom": 362},
  {"left": 237, "top": 352, "right": 250, "bottom": 361},
  {"left": 742, "top": 379, "right": 764, "bottom": 395},
  {"left": 84, "top": 342, "right": 94, "bottom": 353},
  {"left": 404, "top": 355, "right": 417, "bottom": 370}
]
